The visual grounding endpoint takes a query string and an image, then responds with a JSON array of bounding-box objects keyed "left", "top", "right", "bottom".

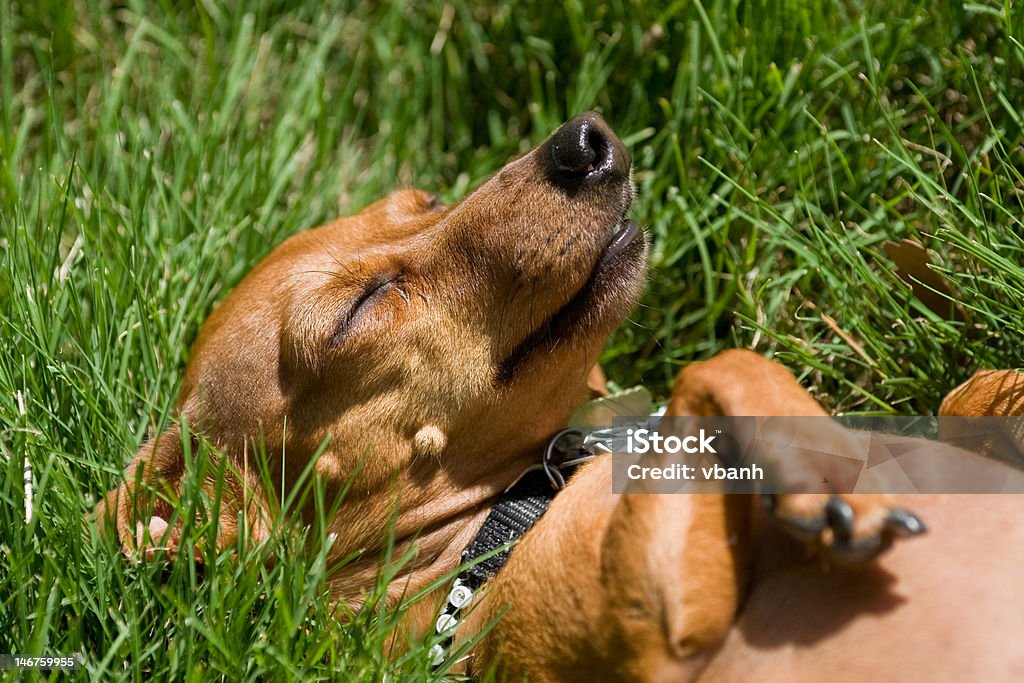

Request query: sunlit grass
[{"left": 2, "top": 0, "right": 1022, "bottom": 679}]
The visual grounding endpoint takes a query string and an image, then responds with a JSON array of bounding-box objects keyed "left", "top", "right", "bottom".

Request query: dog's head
[{"left": 99, "top": 113, "right": 647, "bottom": 562}]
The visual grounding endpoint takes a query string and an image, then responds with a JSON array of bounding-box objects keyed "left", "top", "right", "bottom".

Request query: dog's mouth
[
  {"left": 601, "top": 219, "right": 642, "bottom": 262},
  {"left": 496, "top": 218, "right": 646, "bottom": 382}
]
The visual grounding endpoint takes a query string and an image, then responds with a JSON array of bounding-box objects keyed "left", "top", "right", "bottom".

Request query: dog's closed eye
[{"left": 328, "top": 273, "right": 402, "bottom": 347}]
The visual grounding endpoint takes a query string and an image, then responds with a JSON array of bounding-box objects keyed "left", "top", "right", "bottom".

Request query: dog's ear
[
  {"left": 94, "top": 423, "right": 189, "bottom": 559},
  {"left": 385, "top": 188, "right": 444, "bottom": 216},
  {"left": 95, "top": 422, "right": 272, "bottom": 560}
]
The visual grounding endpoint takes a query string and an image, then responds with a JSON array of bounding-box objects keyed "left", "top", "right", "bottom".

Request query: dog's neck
[
  {"left": 315, "top": 387, "right": 593, "bottom": 609},
  {"left": 324, "top": 455, "right": 532, "bottom": 609},
  {"left": 328, "top": 503, "right": 494, "bottom": 610}
]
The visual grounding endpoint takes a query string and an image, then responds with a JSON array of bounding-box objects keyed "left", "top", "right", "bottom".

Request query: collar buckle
[{"left": 542, "top": 428, "right": 598, "bottom": 489}]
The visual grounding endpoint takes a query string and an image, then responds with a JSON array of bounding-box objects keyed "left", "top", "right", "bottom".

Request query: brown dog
[{"left": 97, "top": 114, "right": 1024, "bottom": 680}]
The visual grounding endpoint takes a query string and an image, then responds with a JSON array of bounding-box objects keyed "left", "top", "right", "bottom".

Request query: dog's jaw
[{"left": 496, "top": 217, "right": 648, "bottom": 382}]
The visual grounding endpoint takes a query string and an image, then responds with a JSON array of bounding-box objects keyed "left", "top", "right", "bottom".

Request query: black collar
[
  {"left": 461, "top": 427, "right": 595, "bottom": 584},
  {"left": 428, "top": 428, "right": 594, "bottom": 667},
  {"left": 459, "top": 467, "right": 560, "bottom": 586}
]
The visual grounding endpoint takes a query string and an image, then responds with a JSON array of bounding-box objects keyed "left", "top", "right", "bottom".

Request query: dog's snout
[{"left": 546, "top": 112, "right": 629, "bottom": 186}]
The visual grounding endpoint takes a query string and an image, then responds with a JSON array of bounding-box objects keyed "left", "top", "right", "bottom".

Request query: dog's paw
[{"left": 764, "top": 493, "right": 925, "bottom": 565}]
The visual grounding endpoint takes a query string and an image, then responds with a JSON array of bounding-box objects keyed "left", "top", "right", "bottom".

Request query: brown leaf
[{"left": 883, "top": 239, "right": 966, "bottom": 322}]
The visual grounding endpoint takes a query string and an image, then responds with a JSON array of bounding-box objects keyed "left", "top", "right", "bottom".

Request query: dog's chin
[{"left": 496, "top": 220, "right": 648, "bottom": 382}]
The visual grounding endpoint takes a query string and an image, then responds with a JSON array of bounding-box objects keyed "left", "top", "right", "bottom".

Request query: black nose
[{"left": 546, "top": 112, "right": 630, "bottom": 186}]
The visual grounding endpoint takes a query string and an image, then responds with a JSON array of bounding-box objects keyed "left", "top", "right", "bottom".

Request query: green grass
[{"left": 2, "top": 0, "right": 1023, "bottom": 679}]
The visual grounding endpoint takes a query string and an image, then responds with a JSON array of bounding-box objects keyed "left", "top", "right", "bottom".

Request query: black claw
[
  {"left": 825, "top": 497, "right": 855, "bottom": 543},
  {"left": 770, "top": 496, "right": 926, "bottom": 566},
  {"left": 885, "top": 508, "right": 927, "bottom": 538}
]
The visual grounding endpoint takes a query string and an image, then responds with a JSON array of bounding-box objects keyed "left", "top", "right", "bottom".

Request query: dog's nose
[{"left": 546, "top": 112, "right": 630, "bottom": 185}]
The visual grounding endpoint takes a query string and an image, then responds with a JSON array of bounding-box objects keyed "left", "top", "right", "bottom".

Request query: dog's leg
[
  {"left": 939, "top": 369, "right": 1024, "bottom": 466},
  {"left": 464, "top": 458, "right": 751, "bottom": 683},
  {"left": 464, "top": 351, "right": 923, "bottom": 681},
  {"left": 696, "top": 369, "right": 1024, "bottom": 681},
  {"left": 940, "top": 369, "right": 1024, "bottom": 418},
  {"left": 669, "top": 350, "right": 923, "bottom": 565}
]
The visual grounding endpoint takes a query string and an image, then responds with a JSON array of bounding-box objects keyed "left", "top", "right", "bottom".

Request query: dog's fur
[{"left": 97, "top": 113, "right": 1024, "bottom": 681}]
